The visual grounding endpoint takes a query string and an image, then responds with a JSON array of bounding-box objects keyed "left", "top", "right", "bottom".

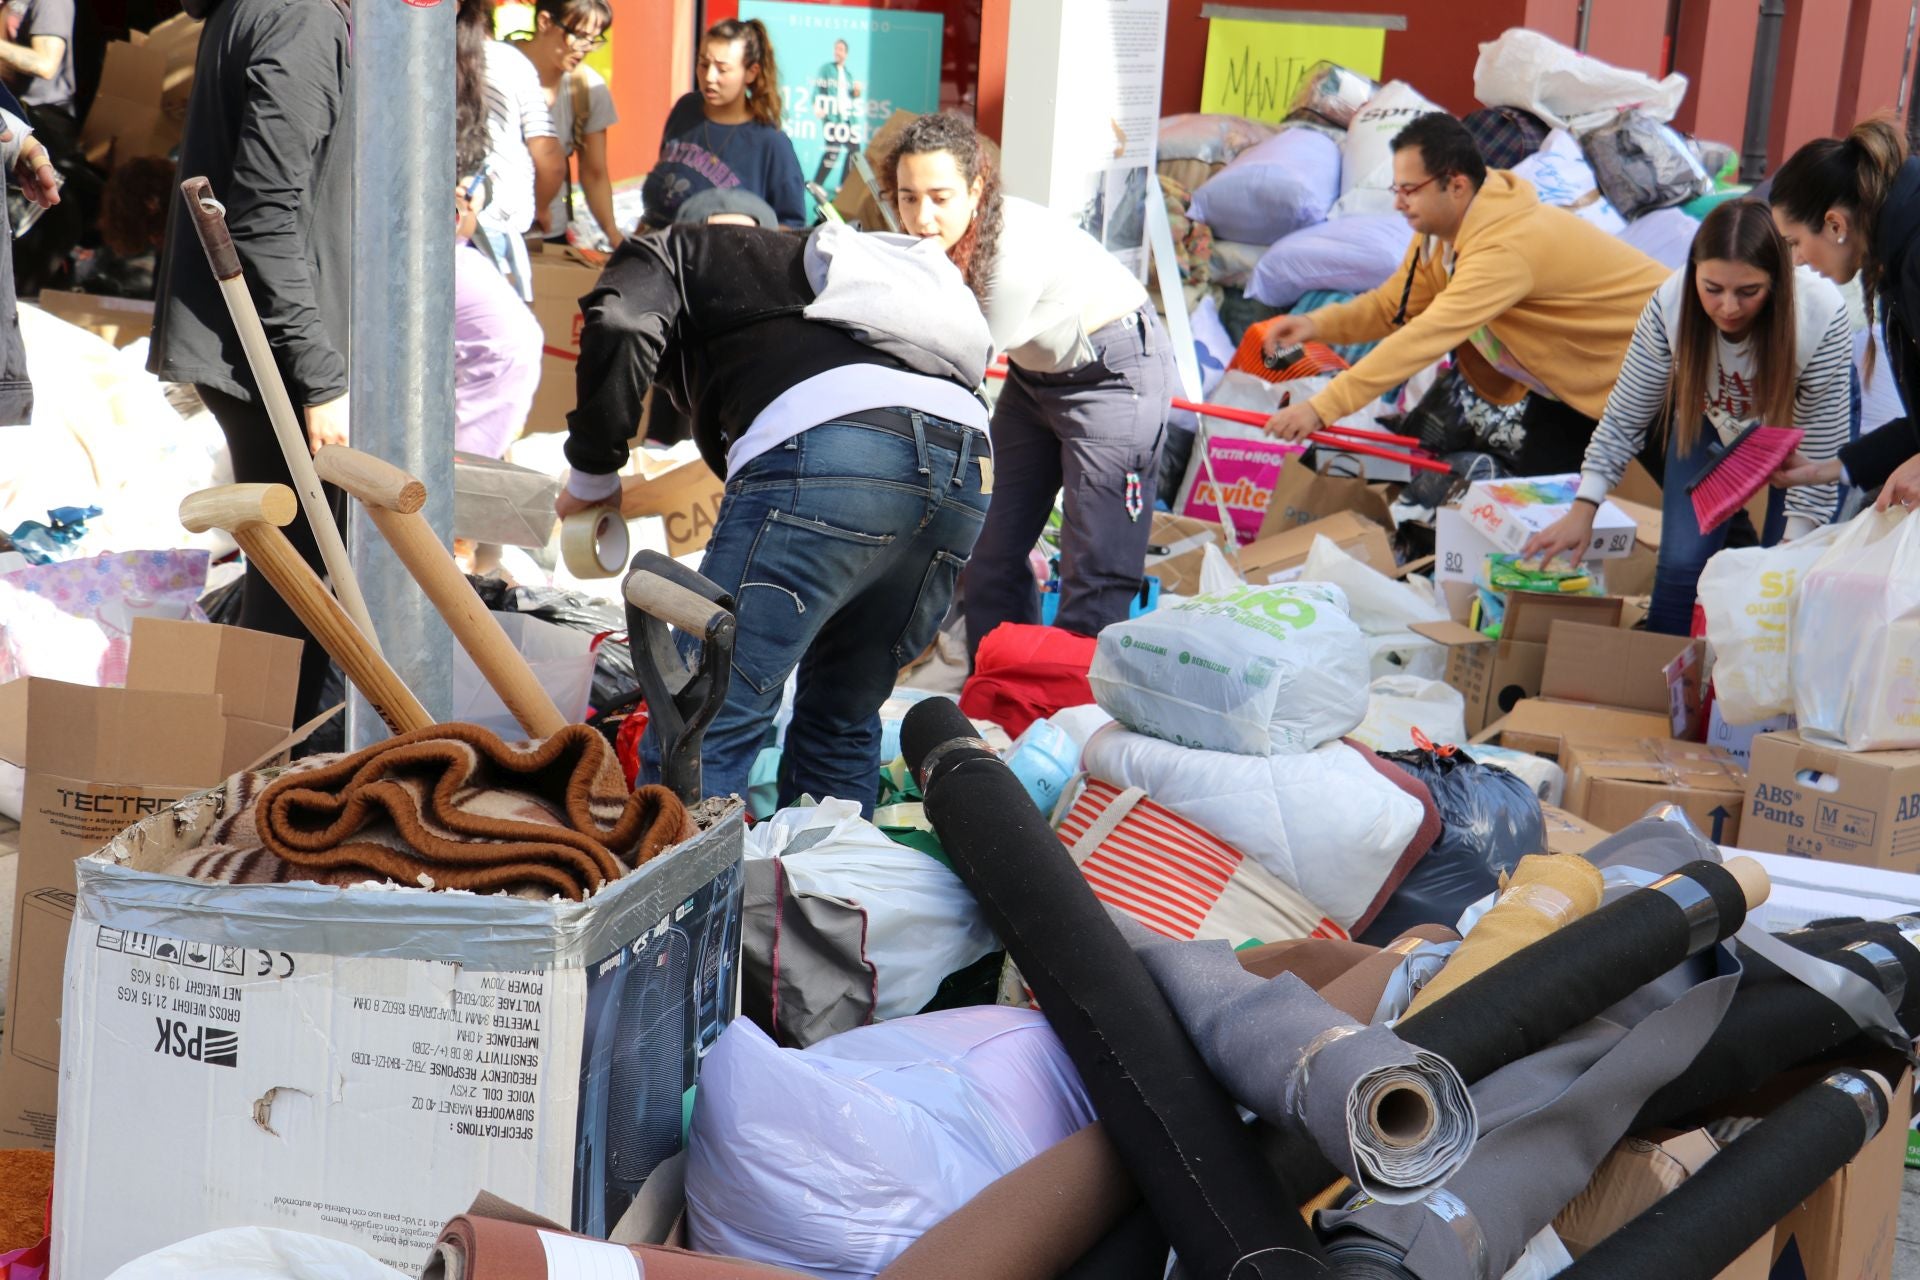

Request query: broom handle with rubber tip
[
  {"left": 316, "top": 447, "right": 570, "bottom": 740},
  {"left": 180, "top": 484, "right": 431, "bottom": 737},
  {"left": 179, "top": 177, "right": 383, "bottom": 655}
]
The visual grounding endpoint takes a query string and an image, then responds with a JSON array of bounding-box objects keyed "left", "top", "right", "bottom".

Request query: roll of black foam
[
  {"left": 1562, "top": 1068, "right": 1890, "bottom": 1280},
  {"left": 1394, "top": 860, "right": 1749, "bottom": 1084},
  {"left": 1634, "top": 922, "right": 1920, "bottom": 1130},
  {"left": 902, "top": 697, "right": 1323, "bottom": 1279}
]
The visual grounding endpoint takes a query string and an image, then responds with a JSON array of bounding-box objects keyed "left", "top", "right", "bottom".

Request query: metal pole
[
  {"left": 1576, "top": 0, "right": 1593, "bottom": 52},
  {"left": 348, "top": 0, "right": 457, "bottom": 747},
  {"left": 1740, "top": 0, "right": 1787, "bottom": 183}
]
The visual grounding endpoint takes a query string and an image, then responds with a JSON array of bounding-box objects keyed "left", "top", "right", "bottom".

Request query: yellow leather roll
[{"left": 1404, "top": 853, "right": 1605, "bottom": 1015}]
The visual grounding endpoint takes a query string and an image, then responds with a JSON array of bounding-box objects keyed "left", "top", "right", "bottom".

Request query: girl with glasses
[{"left": 513, "top": 0, "right": 624, "bottom": 249}]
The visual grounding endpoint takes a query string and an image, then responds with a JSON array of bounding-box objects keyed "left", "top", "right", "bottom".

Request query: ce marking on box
[{"left": 254, "top": 950, "right": 297, "bottom": 979}]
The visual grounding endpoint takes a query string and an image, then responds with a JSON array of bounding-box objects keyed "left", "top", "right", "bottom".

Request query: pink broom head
[{"left": 1686, "top": 424, "right": 1804, "bottom": 534}]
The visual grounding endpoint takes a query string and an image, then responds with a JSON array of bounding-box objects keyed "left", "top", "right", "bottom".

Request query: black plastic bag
[
  {"left": 1401, "top": 366, "right": 1530, "bottom": 463},
  {"left": 1359, "top": 745, "right": 1546, "bottom": 944}
]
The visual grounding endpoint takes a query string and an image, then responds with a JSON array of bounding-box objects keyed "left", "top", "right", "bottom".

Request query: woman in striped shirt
[{"left": 1523, "top": 200, "right": 1852, "bottom": 635}]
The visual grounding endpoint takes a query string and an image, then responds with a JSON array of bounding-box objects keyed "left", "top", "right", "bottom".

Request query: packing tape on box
[{"left": 561, "top": 507, "right": 629, "bottom": 579}]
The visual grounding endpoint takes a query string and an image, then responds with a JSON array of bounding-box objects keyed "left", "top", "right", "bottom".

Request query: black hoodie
[
  {"left": 1838, "top": 157, "right": 1920, "bottom": 490},
  {"left": 148, "top": 0, "right": 351, "bottom": 406}
]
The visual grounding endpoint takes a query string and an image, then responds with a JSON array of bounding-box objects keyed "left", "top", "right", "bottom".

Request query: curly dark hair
[
  {"left": 99, "top": 155, "right": 175, "bottom": 256},
  {"left": 884, "top": 112, "right": 1002, "bottom": 302}
]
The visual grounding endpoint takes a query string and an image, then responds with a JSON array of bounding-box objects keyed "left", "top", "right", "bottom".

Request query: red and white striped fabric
[{"left": 1056, "top": 778, "right": 1345, "bottom": 948}]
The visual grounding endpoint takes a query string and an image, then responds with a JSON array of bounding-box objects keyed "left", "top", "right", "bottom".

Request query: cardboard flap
[
  {"left": 1504, "top": 593, "right": 1624, "bottom": 645},
  {"left": 0, "top": 679, "right": 24, "bottom": 767},
  {"left": 1410, "top": 619, "right": 1492, "bottom": 648},
  {"left": 1541, "top": 621, "right": 1697, "bottom": 715},
  {"left": 1238, "top": 510, "right": 1396, "bottom": 584},
  {"left": 22, "top": 680, "right": 227, "bottom": 785},
  {"left": 127, "top": 618, "right": 302, "bottom": 729}
]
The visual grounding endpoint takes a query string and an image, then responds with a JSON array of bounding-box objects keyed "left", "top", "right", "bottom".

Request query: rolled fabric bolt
[
  {"left": 1394, "top": 858, "right": 1765, "bottom": 1085},
  {"left": 1403, "top": 855, "right": 1604, "bottom": 1016},
  {"left": 901, "top": 696, "right": 1324, "bottom": 1279},
  {"left": 1114, "top": 910, "right": 1477, "bottom": 1205},
  {"left": 1634, "top": 918, "right": 1920, "bottom": 1130},
  {"left": 1562, "top": 1068, "right": 1892, "bottom": 1280},
  {"left": 561, "top": 506, "right": 630, "bottom": 578}
]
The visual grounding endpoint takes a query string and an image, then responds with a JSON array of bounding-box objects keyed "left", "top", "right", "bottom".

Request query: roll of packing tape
[{"left": 561, "top": 506, "right": 629, "bottom": 578}]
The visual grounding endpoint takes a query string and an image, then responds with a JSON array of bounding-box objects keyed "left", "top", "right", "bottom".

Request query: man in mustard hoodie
[{"left": 1262, "top": 113, "right": 1670, "bottom": 475}]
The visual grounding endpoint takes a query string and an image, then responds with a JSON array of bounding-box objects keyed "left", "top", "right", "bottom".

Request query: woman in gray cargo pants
[{"left": 886, "top": 113, "right": 1176, "bottom": 656}]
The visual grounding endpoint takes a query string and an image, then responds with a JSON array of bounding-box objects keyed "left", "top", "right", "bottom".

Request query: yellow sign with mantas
[{"left": 1199, "top": 18, "right": 1386, "bottom": 123}]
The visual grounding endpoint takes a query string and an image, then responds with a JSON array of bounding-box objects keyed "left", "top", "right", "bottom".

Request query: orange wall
[
  {"left": 1669, "top": 0, "right": 1758, "bottom": 145},
  {"left": 609, "top": 0, "right": 696, "bottom": 179},
  {"left": 1770, "top": 0, "right": 1854, "bottom": 163},
  {"left": 1837, "top": 0, "right": 1916, "bottom": 131}
]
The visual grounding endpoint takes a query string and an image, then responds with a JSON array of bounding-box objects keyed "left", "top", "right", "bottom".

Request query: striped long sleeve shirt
[{"left": 1576, "top": 266, "right": 1853, "bottom": 536}]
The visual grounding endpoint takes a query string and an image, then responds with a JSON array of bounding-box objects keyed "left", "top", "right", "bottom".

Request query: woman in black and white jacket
[{"left": 1524, "top": 200, "right": 1852, "bottom": 635}]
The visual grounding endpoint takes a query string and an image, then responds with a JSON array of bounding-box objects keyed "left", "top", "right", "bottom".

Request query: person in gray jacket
[
  {"left": 887, "top": 112, "right": 1176, "bottom": 656},
  {"left": 0, "top": 101, "right": 57, "bottom": 423}
]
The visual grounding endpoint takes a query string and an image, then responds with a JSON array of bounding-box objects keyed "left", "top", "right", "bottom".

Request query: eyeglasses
[
  {"left": 562, "top": 25, "right": 607, "bottom": 49},
  {"left": 1389, "top": 175, "right": 1440, "bottom": 200}
]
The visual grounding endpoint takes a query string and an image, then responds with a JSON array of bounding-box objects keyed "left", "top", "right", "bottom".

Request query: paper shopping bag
[{"left": 1257, "top": 453, "right": 1395, "bottom": 540}]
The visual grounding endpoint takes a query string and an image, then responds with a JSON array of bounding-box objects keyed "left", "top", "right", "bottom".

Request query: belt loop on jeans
[
  {"left": 908, "top": 410, "right": 931, "bottom": 477},
  {"left": 1135, "top": 306, "right": 1155, "bottom": 355},
  {"left": 951, "top": 421, "right": 976, "bottom": 490}
]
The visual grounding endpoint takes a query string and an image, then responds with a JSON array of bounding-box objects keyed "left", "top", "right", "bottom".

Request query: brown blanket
[{"left": 167, "top": 724, "right": 693, "bottom": 900}]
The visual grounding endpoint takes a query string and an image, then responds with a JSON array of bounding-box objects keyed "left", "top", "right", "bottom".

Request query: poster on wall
[
  {"left": 1001, "top": 0, "right": 1167, "bottom": 280},
  {"left": 1198, "top": 18, "right": 1386, "bottom": 124},
  {"left": 739, "top": 0, "right": 944, "bottom": 219}
]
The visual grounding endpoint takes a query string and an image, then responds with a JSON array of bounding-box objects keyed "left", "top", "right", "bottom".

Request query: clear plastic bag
[
  {"left": 1698, "top": 522, "right": 1849, "bottom": 725},
  {"left": 1790, "top": 509, "right": 1920, "bottom": 750}
]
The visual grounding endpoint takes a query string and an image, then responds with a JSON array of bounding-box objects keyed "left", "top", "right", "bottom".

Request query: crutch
[
  {"left": 315, "top": 445, "right": 570, "bottom": 741},
  {"left": 180, "top": 484, "right": 430, "bottom": 736},
  {"left": 179, "top": 176, "right": 382, "bottom": 653}
]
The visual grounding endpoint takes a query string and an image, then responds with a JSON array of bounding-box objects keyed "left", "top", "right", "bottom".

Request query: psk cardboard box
[
  {"left": 1742, "top": 733, "right": 1920, "bottom": 873},
  {"left": 1236, "top": 510, "right": 1398, "bottom": 585},
  {"left": 620, "top": 448, "right": 726, "bottom": 558},
  {"left": 0, "top": 620, "right": 300, "bottom": 1148},
  {"left": 54, "top": 799, "right": 746, "bottom": 1278}
]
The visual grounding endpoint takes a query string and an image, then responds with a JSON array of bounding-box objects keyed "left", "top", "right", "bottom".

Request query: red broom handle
[{"left": 980, "top": 364, "right": 1446, "bottom": 472}]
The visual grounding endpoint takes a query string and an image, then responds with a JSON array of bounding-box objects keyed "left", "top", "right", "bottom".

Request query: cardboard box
[
  {"left": 1459, "top": 474, "right": 1639, "bottom": 562},
  {"left": 53, "top": 796, "right": 745, "bottom": 1278},
  {"left": 1767, "top": 1066, "right": 1911, "bottom": 1280},
  {"left": 78, "top": 17, "right": 201, "bottom": 170},
  {"left": 30, "top": 291, "right": 155, "bottom": 348},
  {"left": 1742, "top": 733, "right": 1920, "bottom": 872},
  {"left": 0, "top": 622, "right": 301, "bottom": 1149},
  {"left": 1237, "top": 510, "right": 1398, "bottom": 585},
  {"left": 1144, "top": 512, "right": 1229, "bottom": 596},
  {"left": 1554, "top": 1128, "right": 1772, "bottom": 1277},
  {"left": 620, "top": 449, "right": 725, "bottom": 558},
  {"left": 1432, "top": 504, "right": 1501, "bottom": 587},
  {"left": 1540, "top": 803, "right": 1610, "bottom": 856},
  {"left": 1605, "top": 498, "right": 1663, "bottom": 599},
  {"left": 1475, "top": 698, "right": 1676, "bottom": 760},
  {"left": 1410, "top": 590, "right": 1623, "bottom": 735},
  {"left": 1540, "top": 620, "right": 1703, "bottom": 740},
  {"left": 1707, "top": 703, "right": 1795, "bottom": 768},
  {"left": 525, "top": 245, "right": 607, "bottom": 434},
  {"left": 1562, "top": 738, "right": 1747, "bottom": 846}
]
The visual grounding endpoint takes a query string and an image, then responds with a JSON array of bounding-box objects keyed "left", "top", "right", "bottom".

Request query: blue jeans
[
  {"left": 647, "top": 414, "right": 989, "bottom": 814},
  {"left": 1649, "top": 422, "right": 1787, "bottom": 635}
]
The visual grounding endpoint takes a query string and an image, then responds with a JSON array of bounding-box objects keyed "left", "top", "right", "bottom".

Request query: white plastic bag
[
  {"left": 1789, "top": 509, "right": 1920, "bottom": 750},
  {"left": 1333, "top": 82, "right": 1444, "bottom": 218},
  {"left": 685, "top": 1009, "right": 1096, "bottom": 1278},
  {"left": 104, "top": 1229, "right": 408, "bottom": 1280},
  {"left": 449, "top": 612, "right": 594, "bottom": 740},
  {"left": 1467, "top": 743, "right": 1567, "bottom": 807},
  {"left": 1352, "top": 676, "right": 1468, "bottom": 753},
  {"left": 744, "top": 800, "right": 998, "bottom": 1019},
  {"left": 1301, "top": 534, "right": 1446, "bottom": 634},
  {"left": 1188, "top": 125, "right": 1342, "bottom": 246},
  {"left": 1473, "top": 28, "right": 1688, "bottom": 134},
  {"left": 1089, "top": 582, "right": 1372, "bottom": 756},
  {"left": 1698, "top": 522, "right": 1850, "bottom": 724},
  {"left": 1512, "top": 129, "right": 1626, "bottom": 234},
  {"left": 1249, "top": 213, "right": 1414, "bottom": 309},
  {"left": 1081, "top": 725, "right": 1422, "bottom": 929}
]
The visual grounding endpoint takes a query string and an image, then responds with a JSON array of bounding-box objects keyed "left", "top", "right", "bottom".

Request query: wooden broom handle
[{"left": 316, "top": 447, "right": 570, "bottom": 740}]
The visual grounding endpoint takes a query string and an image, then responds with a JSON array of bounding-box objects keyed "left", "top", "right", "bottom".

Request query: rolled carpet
[
  {"left": 165, "top": 723, "right": 694, "bottom": 899},
  {"left": 1403, "top": 854, "right": 1603, "bottom": 1016},
  {"left": 1561, "top": 1066, "right": 1893, "bottom": 1280},
  {"left": 1393, "top": 858, "right": 1762, "bottom": 1085},
  {"left": 1115, "top": 911, "right": 1477, "bottom": 1206},
  {"left": 902, "top": 696, "right": 1324, "bottom": 1279}
]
